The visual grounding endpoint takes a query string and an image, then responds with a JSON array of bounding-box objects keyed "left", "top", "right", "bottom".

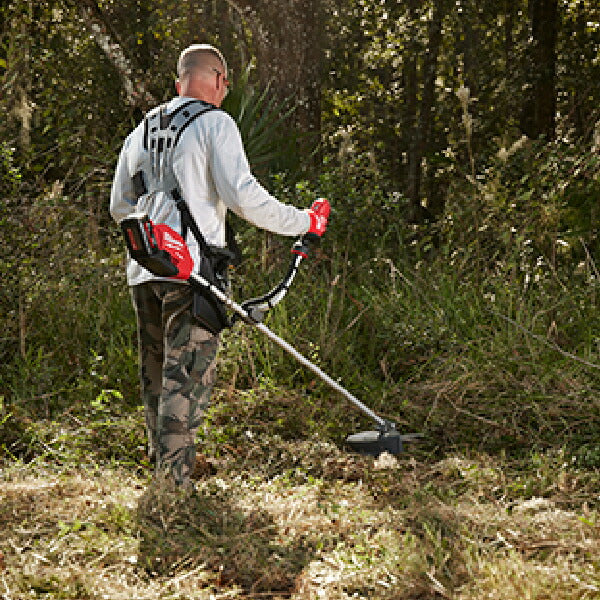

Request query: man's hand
[{"left": 307, "top": 198, "right": 331, "bottom": 239}]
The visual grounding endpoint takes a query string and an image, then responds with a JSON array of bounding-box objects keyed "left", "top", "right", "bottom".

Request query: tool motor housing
[{"left": 120, "top": 213, "right": 178, "bottom": 278}]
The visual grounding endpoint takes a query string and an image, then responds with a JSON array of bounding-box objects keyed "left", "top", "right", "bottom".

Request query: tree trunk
[
  {"left": 405, "top": 0, "right": 421, "bottom": 221},
  {"left": 419, "top": 0, "right": 446, "bottom": 218},
  {"left": 77, "top": 0, "right": 156, "bottom": 109},
  {"left": 461, "top": 0, "right": 479, "bottom": 98},
  {"left": 504, "top": 0, "right": 514, "bottom": 72},
  {"left": 520, "top": 0, "right": 559, "bottom": 139},
  {"left": 572, "top": 1, "right": 587, "bottom": 139},
  {"left": 405, "top": 0, "right": 446, "bottom": 222}
]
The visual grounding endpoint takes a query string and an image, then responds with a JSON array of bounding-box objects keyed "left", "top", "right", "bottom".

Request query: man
[{"left": 110, "top": 44, "right": 329, "bottom": 489}]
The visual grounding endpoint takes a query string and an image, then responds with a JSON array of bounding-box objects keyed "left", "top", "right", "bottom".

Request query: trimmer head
[
  {"left": 346, "top": 420, "right": 402, "bottom": 456},
  {"left": 345, "top": 428, "right": 402, "bottom": 457},
  {"left": 345, "top": 421, "right": 423, "bottom": 457}
]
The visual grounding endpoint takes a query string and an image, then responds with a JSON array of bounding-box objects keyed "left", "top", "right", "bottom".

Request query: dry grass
[{"left": 0, "top": 434, "right": 598, "bottom": 600}]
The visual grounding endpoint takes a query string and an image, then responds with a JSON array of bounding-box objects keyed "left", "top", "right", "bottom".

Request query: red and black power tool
[{"left": 120, "top": 213, "right": 192, "bottom": 280}]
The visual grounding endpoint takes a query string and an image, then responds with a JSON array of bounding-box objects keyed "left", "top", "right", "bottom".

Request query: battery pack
[{"left": 120, "top": 213, "right": 179, "bottom": 278}]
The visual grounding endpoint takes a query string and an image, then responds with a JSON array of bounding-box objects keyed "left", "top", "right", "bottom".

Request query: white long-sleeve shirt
[{"left": 110, "top": 96, "right": 310, "bottom": 286}]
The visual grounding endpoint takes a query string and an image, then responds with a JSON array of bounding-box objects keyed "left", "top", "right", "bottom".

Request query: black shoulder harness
[{"left": 142, "top": 99, "right": 218, "bottom": 151}]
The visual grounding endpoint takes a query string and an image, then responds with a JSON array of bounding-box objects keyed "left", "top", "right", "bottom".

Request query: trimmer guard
[
  {"left": 345, "top": 429, "right": 402, "bottom": 456},
  {"left": 346, "top": 428, "right": 425, "bottom": 457}
]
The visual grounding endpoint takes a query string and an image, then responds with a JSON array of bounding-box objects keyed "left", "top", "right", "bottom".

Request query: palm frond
[{"left": 222, "top": 65, "right": 298, "bottom": 171}]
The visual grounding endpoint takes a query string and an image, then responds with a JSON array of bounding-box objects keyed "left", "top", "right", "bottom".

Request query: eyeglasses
[{"left": 211, "top": 67, "right": 230, "bottom": 96}]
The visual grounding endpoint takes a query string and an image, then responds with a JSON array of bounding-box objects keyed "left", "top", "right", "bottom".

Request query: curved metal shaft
[
  {"left": 189, "top": 270, "right": 387, "bottom": 429},
  {"left": 253, "top": 320, "right": 387, "bottom": 428}
]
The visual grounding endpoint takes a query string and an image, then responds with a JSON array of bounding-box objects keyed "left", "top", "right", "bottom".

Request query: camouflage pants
[{"left": 131, "top": 282, "right": 219, "bottom": 487}]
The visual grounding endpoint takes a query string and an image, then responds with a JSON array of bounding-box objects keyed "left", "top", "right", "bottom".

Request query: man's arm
[
  {"left": 109, "top": 136, "right": 137, "bottom": 224},
  {"left": 207, "top": 114, "right": 311, "bottom": 236}
]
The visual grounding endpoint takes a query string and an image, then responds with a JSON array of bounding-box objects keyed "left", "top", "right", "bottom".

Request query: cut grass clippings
[{"left": 1, "top": 411, "right": 599, "bottom": 600}]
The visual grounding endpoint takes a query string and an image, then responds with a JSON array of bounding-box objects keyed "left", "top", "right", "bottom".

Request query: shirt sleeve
[
  {"left": 109, "top": 134, "right": 137, "bottom": 224},
  {"left": 208, "top": 114, "right": 310, "bottom": 237}
]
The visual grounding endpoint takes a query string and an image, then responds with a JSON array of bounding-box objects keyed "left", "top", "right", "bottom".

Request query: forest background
[{"left": 0, "top": 1, "right": 600, "bottom": 598}]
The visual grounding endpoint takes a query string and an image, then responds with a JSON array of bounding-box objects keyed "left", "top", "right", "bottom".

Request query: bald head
[
  {"left": 175, "top": 44, "right": 229, "bottom": 106},
  {"left": 177, "top": 44, "right": 228, "bottom": 80}
]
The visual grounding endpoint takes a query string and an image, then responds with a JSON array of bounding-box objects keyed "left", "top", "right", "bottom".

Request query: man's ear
[{"left": 175, "top": 79, "right": 182, "bottom": 95}]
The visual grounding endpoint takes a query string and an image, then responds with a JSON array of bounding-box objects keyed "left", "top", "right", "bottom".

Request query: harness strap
[
  {"left": 171, "top": 187, "right": 211, "bottom": 256},
  {"left": 142, "top": 100, "right": 217, "bottom": 151}
]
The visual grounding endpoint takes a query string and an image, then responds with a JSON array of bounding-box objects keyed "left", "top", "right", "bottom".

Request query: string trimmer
[{"left": 120, "top": 213, "right": 420, "bottom": 456}]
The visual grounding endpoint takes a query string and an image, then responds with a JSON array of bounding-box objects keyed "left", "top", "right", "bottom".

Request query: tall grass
[
  {"left": 1, "top": 133, "right": 600, "bottom": 600},
  {"left": 217, "top": 140, "right": 600, "bottom": 456},
  {"left": 1, "top": 188, "right": 139, "bottom": 423},
  {"left": 1, "top": 133, "right": 599, "bottom": 464}
]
